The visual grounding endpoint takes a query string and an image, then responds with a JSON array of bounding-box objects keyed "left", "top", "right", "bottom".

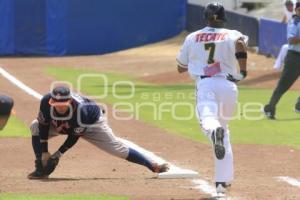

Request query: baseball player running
[
  {"left": 28, "top": 86, "right": 169, "bottom": 179},
  {"left": 176, "top": 2, "right": 248, "bottom": 194},
  {"left": 0, "top": 95, "right": 14, "bottom": 131}
]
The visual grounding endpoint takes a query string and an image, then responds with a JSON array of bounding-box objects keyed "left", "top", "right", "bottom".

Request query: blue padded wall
[
  {"left": 0, "top": 0, "right": 186, "bottom": 56},
  {"left": 47, "top": 0, "right": 67, "bottom": 56},
  {"left": 64, "top": 0, "right": 186, "bottom": 55},
  {"left": 258, "top": 18, "right": 287, "bottom": 57},
  {"left": 0, "top": 0, "right": 14, "bottom": 55},
  {"left": 14, "top": 0, "right": 47, "bottom": 55}
]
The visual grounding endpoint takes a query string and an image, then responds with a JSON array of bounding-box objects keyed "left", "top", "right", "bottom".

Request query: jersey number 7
[{"left": 204, "top": 43, "right": 215, "bottom": 64}]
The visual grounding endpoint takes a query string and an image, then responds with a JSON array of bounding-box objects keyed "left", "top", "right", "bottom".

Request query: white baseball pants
[{"left": 196, "top": 76, "right": 237, "bottom": 183}]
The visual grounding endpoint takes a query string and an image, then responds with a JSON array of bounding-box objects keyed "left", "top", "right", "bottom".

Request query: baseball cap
[
  {"left": 0, "top": 95, "right": 14, "bottom": 116},
  {"left": 49, "top": 86, "right": 71, "bottom": 106}
]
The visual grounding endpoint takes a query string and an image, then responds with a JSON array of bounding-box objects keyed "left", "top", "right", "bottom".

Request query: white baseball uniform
[{"left": 177, "top": 26, "right": 248, "bottom": 183}]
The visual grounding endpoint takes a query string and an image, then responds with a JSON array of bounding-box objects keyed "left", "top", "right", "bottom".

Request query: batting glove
[{"left": 226, "top": 70, "right": 247, "bottom": 82}]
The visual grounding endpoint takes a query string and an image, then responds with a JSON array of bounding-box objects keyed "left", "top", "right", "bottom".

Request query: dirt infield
[{"left": 1, "top": 35, "right": 300, "bottom": 200}]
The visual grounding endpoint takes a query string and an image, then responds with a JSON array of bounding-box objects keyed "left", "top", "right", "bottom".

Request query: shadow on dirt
[{"left": 39, "top": 177, "right": 128, "bottom": 182}]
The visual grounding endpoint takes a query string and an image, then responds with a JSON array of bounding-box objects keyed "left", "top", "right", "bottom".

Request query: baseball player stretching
[
  {"left": 28, "top": 86, "right": 169, "bottom": 179},
  {"left": 176, "top": 2, "right": 248, "bottom": 194}
]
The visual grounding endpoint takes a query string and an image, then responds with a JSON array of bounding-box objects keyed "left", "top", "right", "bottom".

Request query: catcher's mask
[
  {"left": 204, "top": 2, "right": 227, "bottom": 22},
  {"left": 49, "top": 86, "right": 71, "bottom": 106}
]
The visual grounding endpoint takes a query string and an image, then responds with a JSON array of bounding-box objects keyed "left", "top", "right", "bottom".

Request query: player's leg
[
  {"left": 196, "top": 78, "right": 224, "bottom": 159},
  {"left": 215, "top": 81, "right": 237, "bottom": 181},
  {"left": 28, "top": 119, "right": 58, "bottom": 179},
  {"left": 196, "top": 78, "right": 237, "bottom": 192},
  {"left": 214, "top": 79, "right": 237, "bottom": 193},
  {"left": 214, "top": 128, "right": 233, "bottom": 193},
  {"left": 82, "top": 117, "right": 169, "bottom": 173}
]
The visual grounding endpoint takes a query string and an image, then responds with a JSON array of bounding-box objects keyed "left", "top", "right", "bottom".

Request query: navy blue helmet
[{"left": 204, "top": 2, "right": 227, "bottom": 22}]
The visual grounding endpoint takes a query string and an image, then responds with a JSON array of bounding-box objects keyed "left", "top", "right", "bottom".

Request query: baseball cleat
[
  {"left": 295, "top": 98, "right": 300, "bottom": 113},
  {"left": 152, "top": 163, "right": 170, "bottom": 173},
  {"left": 27, "top": 159, "right": 48, "bottom": 180},
  {"left": 216, "top": 182, "right": 231, "bottom": 194},
  {"left": 27, "top": 170, "right": 49, "bottom": 180},
  {"left": 212, "top": 127, "right": 225, "bottom": 160},
  {"left": 263, "top": 104, "right": 275, "bottom": 119}
]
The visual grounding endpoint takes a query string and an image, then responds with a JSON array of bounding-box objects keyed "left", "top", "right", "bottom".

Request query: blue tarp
[
  {"left": 0, "top": 0, "right": 14, "bottom": 55},
  {"left": 258, "top": 18, "right": 287, "bottom": 57},
  {"left": 64, "top": 0, "right": 186, "bottom": 55},
  {"left": 0, "top": 0, "right": 186, "bottom": 56},
  {"left": 14, "top": 0, "right": 47, "bottom": 55},
  {"left": 47, "top": 0, "right": 67, "bottom": 56}
]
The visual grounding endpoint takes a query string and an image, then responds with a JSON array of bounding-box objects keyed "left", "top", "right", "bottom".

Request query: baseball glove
[
  {"left": 43, "top": 151, "right": 62, "bottom": 175},
  {"left": 44, "top": 157, "right": 59, "bottom": 175}
]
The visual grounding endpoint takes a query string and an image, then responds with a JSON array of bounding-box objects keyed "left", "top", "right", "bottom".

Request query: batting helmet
[
  {"left": 0, "top": 95, "right": 14, "bottom": 116},
  {"left": 49, "top": 86, "right": 71, "bottom": 104},
  {"left": 204, "top": 2, "right": 227, "bottom": 22},
  {"left": 0, "top": 95, "right": 14, "bottom": 131}
]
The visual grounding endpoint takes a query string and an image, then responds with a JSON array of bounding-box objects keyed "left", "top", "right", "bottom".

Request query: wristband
[
  {"left": 240, "top": 70, "right": 247, "bottom": 78},
  {"left": 235, "top": 52, "right": 247, "bottom": 59}
]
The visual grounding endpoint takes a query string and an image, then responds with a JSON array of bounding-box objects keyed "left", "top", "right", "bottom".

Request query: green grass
[
  {"left": 0, "top": 194, "right": 129, "bottom": 200},
  {"left": 0, "top": 116, "right": 30, "bottom": 137},
  {"left": 46, "top": 67, "right": 300, "bottom": 149},
  {"left": 230, "top": 87, "right": 300, "bottom": 148}
]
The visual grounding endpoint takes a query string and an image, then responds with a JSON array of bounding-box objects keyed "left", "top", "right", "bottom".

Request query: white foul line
[
  {"left": 0, "top": 66, "right": 228, "bottom": 198},
  {"left": 192, "top": 179, "right": 221, "bottom": 197},
  {"left": 276, "top": 176, "right": 300, "bottom": 188},
  {"left": 0, "top": 67, "right": 42, "bottom": 100}
]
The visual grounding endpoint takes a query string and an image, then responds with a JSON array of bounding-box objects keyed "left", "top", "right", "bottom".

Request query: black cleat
[
  {"left": 263, "top": 104, "right": 275, "bottom": 119},
  {"left": 27, "top": 170, "right": 49, "bottom": 180},
  {"left": 295, "top": 97, "right": 300, "bottom": 113},
  {"left": 216, "top": 182, "right": 231, "bottom": 194},
  {"left": 211, "top": 127, "right": 225, "bottom": 160},
  {"left": 27, "top": 159, "right": 48, "bottom": 180}
]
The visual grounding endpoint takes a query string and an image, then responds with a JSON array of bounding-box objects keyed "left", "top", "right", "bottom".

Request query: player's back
[
  {"left": 185, "top": 26, "right": 246, "bottom": 78},
  {"left": 71, "top": 93, "right": 101, "bottom": 125}
]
